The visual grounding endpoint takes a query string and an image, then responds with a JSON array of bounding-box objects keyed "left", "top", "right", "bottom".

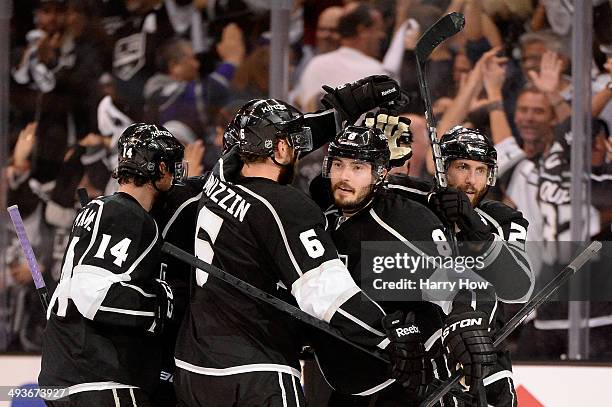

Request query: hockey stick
[
  {"left": 77, "top": 187, "right": 89, "bottom": 208},
  {"left": 415, "top": 12, "right": 464, "bottom": 190},
  {"left": 419, "top": 240, "right": 603, "bottom": 407},
  {"left": 162, "top": 242, "right": 389, "bottom": 363},
  {"left": 7, "top": 205, "right": 50, "bottom": 311},
  {"left": 415, "top": 12, "right": 465, "bottom": 257}
]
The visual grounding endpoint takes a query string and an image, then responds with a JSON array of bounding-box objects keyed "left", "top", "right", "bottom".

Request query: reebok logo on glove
[
  {"left": 381, "top": 88, "right": 397, "bottom": 96},
  {"left": 395, "top": 325, "right": 420, "bottom": 337},
  {"left": 442, "top": 317, "right": 483, "bottom": 340}
]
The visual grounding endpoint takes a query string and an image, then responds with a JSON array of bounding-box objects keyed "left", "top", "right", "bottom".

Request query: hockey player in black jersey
[
  {"left": 317, "top": 123, "right": 498, "bottom": 406},
  {"left": 39, "top": 124, "right": 186, "bottom": 406},
  {"left": 172, "top": 97, "right": 421, "bottom": 407},
  {"left": 388, "top": 125, "right": 534, "bottom": 406}
]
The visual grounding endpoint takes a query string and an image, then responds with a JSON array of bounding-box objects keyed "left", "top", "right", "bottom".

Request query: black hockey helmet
[
  {"left": 323, "top": 125, "right": 390, "bottom": 183},
  {"left": 223, "top": 98, "right": 313, "bottom": 156},
  {"left": 440, "top": 126, "right": 498, "bottom": 186},
  {"left": 114, "top": 123, "right": 187, "bottom": 186}
]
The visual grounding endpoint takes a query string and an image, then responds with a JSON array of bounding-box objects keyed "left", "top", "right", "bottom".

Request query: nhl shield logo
[{"left": 113, "top": 33, "right": 146, "bottom": 81}]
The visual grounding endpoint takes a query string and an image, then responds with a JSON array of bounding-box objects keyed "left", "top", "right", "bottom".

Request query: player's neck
[
  {"left": 240, "top": 162, "right": 281, "bottom": 182},
  {"left": 118, "top": 183, "right": 157, "bottom": 212}
]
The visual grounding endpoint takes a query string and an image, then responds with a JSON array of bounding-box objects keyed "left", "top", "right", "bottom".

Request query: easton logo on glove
[
  {"left": 395, "top": 325, "right": 420, "bottom": 337},
  {"left": 442, "top": 317, "right": 483, "bottom": 340}
]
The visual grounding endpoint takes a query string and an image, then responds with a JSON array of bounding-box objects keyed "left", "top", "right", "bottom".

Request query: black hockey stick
[
  {"left": 7, "top": 205, "right": 50, "bottom": 311},
  {"left": 419, "top": 240, "right": 603, "bottom": 407},
  {"left": 415, "top": 12, "right": 465, "bottom": 256},
  {"left": 415, "top": 12, "right": 464, "bottom": 190},
  {"left": 162, "top": 242, "right": 389, "bottom": 363},
  {"left": 77, "top": 187, "right": 89, "bottom": 208}
]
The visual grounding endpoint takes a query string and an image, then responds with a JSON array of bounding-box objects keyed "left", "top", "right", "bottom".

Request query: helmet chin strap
[{"left": 271, "top": 155, "right": 292, "bottom": 168}]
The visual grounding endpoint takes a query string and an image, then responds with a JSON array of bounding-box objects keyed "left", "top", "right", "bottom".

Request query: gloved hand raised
[
  {"left": 321, "top": 75, "right": 404, "bottom": 123},
  {"left": 363, "top": 109, "right": 413, "bottom": 168}
]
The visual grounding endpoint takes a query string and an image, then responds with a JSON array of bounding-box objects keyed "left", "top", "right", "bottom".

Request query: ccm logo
[
  {"left": 381, "top": 88, "right": 397, "bottom": 96},
  {"left": 395, "top": 325, "right": 420, "bottom": 337},
  {"left": 442, "top": 318, "right": 483, "bottom": 340}
]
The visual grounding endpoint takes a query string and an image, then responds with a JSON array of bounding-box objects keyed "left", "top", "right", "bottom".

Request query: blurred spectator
[
  {"left": 144, "top": 23, "right": 244, "bottom": 170},
  {"left": 312, "top": 5, "right": 343, "bottom": 54},
  {"left": 502, "top": 30, "right": 571, "bottom": 139},
  {"left": 388, "top": 3, "right": 456, "bottom": 114},
  {"left": 294, "top": 3, "right": 389, "bottom": 111},
  {"left": 12, "top": 0, "right": 106, "bottom": 184},
  {"left": 231, "top": 43, "right": 271, "bottom": 100},
  {"left": 291, "top": 5, "right": 344, "bottom": 90}
]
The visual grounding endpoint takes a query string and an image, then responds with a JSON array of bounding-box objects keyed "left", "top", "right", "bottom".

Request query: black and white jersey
[
  {"left": 323, "top": 189, "right": 459, "bottom": 403},
  {"left": 324, "top": 189, "right": 451, "bottom": 329},
  {"left": 386, "top": 175, "right": 532, "bottom": 405},
  {"left": 39, "top": 192, "right": 164, "bottom": 397},
  {"left": 386, "top": 174, "right": 534, "bottom": 303},
  {"left": 174, "top": 172, "right": 387, "bottom": 380}
]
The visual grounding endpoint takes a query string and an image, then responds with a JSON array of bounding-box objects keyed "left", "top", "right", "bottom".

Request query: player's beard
[
  {"left": 332, "top": 181, "right": 375, "bottom": 214},
  {"left": 457, "top": 184, "right": 486, "bottom": 206}
]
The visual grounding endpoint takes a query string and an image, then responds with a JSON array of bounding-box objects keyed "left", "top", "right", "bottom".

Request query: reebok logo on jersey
[
  {"left": 381, "top": 88, "right": 397, "bottom": 96},
  {"left": 395, "top": 325, "right": 420, "bottom": 337},
  {"left": 442, "top": 318, "right": 483, "bottom": 341}
]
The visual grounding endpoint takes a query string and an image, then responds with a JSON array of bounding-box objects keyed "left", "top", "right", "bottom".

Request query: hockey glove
[
  {"left": 149, "top": 279, "right": 175, "bottom": 334},
  {"left": 429, "top": 187, "right": 492, "bottom": 242},
  {"left": 321, "top": 75, "right": 403, "bottom": 123},
  {"left": 382, "top": 311, "right": 430, "bottom": 398},
  {"left": 363, "top": 109, "right": 413, "bottom": 168},
  {"left": 442, "top": 291, "right": 496, "bottom": 389}
]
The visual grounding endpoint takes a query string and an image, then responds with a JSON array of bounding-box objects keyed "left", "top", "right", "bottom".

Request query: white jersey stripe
[
  {"left": 337, "top": 308, "right": 385, "bottom": 337},
  {"left": 112, "top": 389, "right": 120, "bottom": 407},
  {"left": 98, "top": 306, "right": 155, "bottom": 317},
  {"left": 162, "top": 192, "right": 202, "bottom": 238},
  {"left": 278, "top": 372, "right": 288, "bottom": 407},
  {"left": 175, "top": 359, "right": 301, "bottom": 378}
]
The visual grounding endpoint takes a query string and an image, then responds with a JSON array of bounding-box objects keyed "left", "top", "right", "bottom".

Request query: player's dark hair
[
  {"left": 116, "top": 173, "right": 149, "bottom": 187},
  {"left": 239, "top": 138, "right": 284, "bottom": 164}
]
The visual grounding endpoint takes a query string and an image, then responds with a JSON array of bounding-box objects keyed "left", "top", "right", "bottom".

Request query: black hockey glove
[
  {"left": 212, "top": 144, "right": 243, "bottom": 183},
  {"left": 363, "top": 109, "right": 413, "bottom": 168},
  {"left": 321, "top": 75, "right": 404, "bottom": 123},
  {"left": 429, "top": 187, "right": 492, "bottom": 242},
  {"left": 382, "top": 311, "right": 430, "bottom": 398},
  {"left": 150, "top": 279, "right": 175, "bottom": 334},
  {"left": 442, "top": 291, "right": 496, "bottom": 389}
]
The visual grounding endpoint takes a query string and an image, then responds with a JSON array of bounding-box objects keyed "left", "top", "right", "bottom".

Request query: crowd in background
[{"left": 2, "top": 0, "right": 612, "bottom": 360}]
